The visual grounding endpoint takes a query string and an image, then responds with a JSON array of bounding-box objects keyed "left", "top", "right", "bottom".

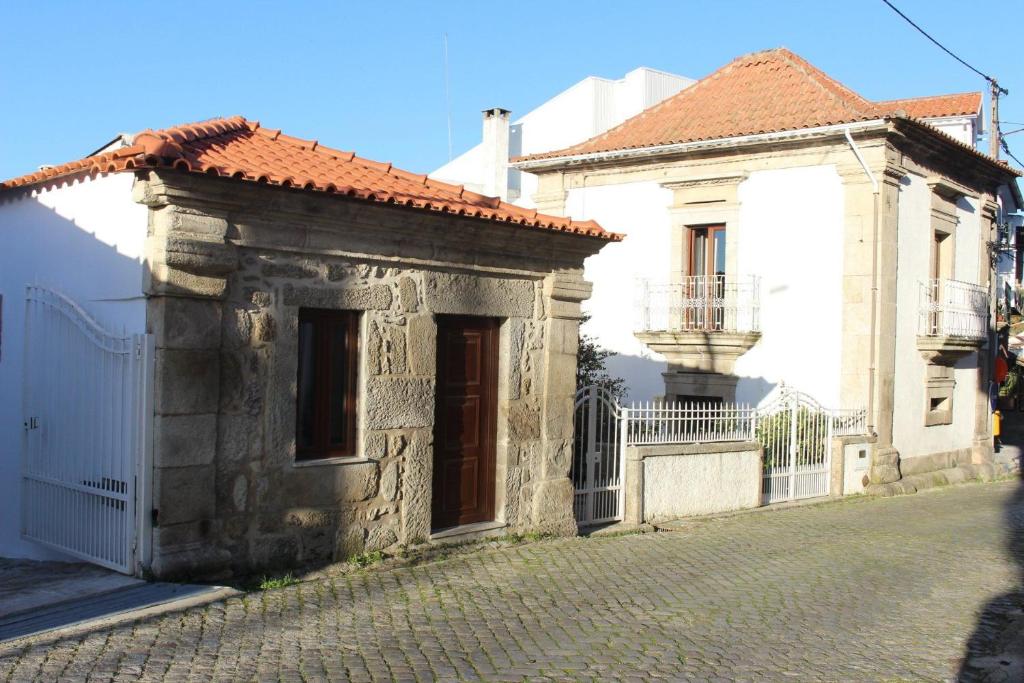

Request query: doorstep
[{"left": 429, "top": 520, "right": 507, "bottom": 544}]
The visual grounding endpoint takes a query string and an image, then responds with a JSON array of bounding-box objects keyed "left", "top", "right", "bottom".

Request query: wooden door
[{"left": 432, "top": 316, "right": 499, "bottom": 530}]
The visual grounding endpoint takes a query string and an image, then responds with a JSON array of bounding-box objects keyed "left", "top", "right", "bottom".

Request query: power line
[{"left": 880, "top": 0, "right": 1005, "bottom": 93}]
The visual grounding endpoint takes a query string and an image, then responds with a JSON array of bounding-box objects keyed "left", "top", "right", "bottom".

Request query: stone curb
[
  {"left": 866, "top": 463, "right": 1020, "bottom": 497},
  {"left": 0, "top": 586, "right": 240, "bottom": 650}
]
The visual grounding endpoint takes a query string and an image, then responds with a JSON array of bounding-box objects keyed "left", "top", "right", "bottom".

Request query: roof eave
[{"left": 512, "top": 119, "right": 891, "bottom": 171}]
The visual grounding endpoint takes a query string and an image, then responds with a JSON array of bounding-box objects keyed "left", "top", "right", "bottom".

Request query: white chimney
[{"left": 481, "top": 108, "right": 511, "bottom": 200}]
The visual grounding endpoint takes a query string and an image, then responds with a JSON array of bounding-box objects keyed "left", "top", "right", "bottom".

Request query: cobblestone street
[{"left": 2, "top": 480, "right": 1023, "bottom": 682}]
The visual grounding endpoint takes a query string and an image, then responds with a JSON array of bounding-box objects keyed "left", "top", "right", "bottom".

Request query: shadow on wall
[
  {"left": 958, "top": 414, "right": 1024, "bottom": 680},
  {"left": 0, "top": 197, "right": 145, "bottom": 561},
  {"left": 603, "top": 352, "right": 666, "bottom": 403},
  {"left": 735, "top": 377, "right": 779, "bottom": 407}
]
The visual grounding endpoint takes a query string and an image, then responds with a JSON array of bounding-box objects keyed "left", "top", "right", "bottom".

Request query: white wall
[
  {"left": 891, "top": 173, "right": 980, "bottom": 459},
  {"left": 733, "top": 166, "right": 845, "bottom": 407},
  {"left": 0, "top": 173, "right": 147, "bottom": 560},
  {"left": 564, "top": 181, "right": 674, "bottom": 403}
]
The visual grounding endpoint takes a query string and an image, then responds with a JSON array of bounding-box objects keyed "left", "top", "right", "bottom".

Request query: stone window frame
[
  {"left": 295, "top": 307, "right": 363, "bottom": 461},
  {"left": 924, "top": 365, "right": 955, "bottom": 427}
]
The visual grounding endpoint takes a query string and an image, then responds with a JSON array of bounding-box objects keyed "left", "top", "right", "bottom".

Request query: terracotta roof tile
[
  {"left": 875, "top": 92, "right": 982, "bottom": 119},
  {"left": 1, "top": 116, "right": 619, "bottom": 241},
  {"left": 518, "top": 48, "right": 993, "bottom": 170}
]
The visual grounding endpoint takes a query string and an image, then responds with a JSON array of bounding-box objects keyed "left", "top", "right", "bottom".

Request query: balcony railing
[
  {"left": 637, "top": 275, "right": 760, "bottom": 333},
  {"left": 918, "top": 278, "right": 989, "bottom": 339}
]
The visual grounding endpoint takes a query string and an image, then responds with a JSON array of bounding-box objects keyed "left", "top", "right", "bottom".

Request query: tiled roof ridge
[
  {"left": 766, "top": 48, "right": 879, "bottom": 120},
  {"left": 0, "top": 116, "right": 619, "bottom": 240},
  {"left": 876, "top": 90, "right": 981, "bottom": 105}
]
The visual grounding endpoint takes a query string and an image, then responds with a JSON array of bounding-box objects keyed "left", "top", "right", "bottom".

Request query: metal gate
[
  {"left": 757, "top": 387, "right": 833, "bottom": 504},
  {"left": 572, "top": 385, "right": 625, "bottom": 525},
  {"left": 21, "top": 285, "right": 152, "bottom": 573}
]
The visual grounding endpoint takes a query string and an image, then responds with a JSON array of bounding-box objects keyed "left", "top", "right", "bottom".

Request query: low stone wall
[{"left": 625, "top": 441, "right": 762, "bottom": 524}]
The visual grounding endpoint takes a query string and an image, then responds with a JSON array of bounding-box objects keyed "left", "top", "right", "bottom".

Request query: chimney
[{"left": 481, "top": 108, "right": 511, "bottom": 200}]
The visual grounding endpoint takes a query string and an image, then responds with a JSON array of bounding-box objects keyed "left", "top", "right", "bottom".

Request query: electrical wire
[{"left": 880, "top": 0, "right": 1005, "bottom": 92}]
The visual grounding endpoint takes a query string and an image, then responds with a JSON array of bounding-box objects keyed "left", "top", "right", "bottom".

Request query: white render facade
[{"left": 0, "top": 174, "right": 148, "bottom": 561}]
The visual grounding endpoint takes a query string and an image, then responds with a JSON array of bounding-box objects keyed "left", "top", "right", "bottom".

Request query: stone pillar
[
  {"left": 135, "top": 178, "right": 237, "bottom": 578},
  {"left": 838, "top": 155, "right": 904, "bottom": 485},
  {"left": 869, "top": 163, "right": 906, "bottom": 484},
  {"left": 622, "top": 446, "right": 644, "bottom": 526},
  {"left": 531, "top": 172, "right": 568, "bottom": 216},
  {"left": 532, "top": 270, "right": 591, "bottom": 535},
  {"left": 973, "top": 200, "right": 999, "bottom": 464}
]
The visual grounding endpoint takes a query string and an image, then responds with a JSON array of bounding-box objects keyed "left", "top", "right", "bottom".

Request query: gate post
[
  {"left": 788, "top": 397, "right": 798, "bottom": 501},
  {"left": 585, "top": 387, "right": 597, "bottom": 523}
]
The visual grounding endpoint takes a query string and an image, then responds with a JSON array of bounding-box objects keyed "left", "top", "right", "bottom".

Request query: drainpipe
[{"left": 844, "top": 127, "right": 880, "bottom": 435}]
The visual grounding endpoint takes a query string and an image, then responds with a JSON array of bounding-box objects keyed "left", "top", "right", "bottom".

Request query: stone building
[{"left": 0, "top": 116, "right": 619, "bottom": 578}]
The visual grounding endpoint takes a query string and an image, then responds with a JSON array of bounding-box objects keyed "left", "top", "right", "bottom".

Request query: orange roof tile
[
  {"left": 875, "top": 92, "right": 982, "bottom": 119},
  {"left": 518, "top": 48, "right": 989, "bottom": 168},
  {"left": 0, "top": 116, "right": 619, "bottom": 241}
]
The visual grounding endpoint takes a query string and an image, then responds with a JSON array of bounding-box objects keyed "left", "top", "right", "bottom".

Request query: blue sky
[{"left": 1, "top": 0, "right": 1022, "bottom": 180}]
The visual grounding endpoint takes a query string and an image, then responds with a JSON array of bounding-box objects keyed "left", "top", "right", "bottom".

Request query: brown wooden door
[{"left": 432, "top": 316, "right": 499, "bottom": 531}]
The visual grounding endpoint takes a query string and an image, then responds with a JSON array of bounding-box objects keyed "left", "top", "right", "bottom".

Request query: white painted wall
[
  {"left": 639, "top": 445, "right": 762, "bottom": 521},
  {"left": 922, "top": 115, "right": 979, "bottom": 147},
  {"left": 733, "top": 166, "right": 845, "bottom": 407},
  {"left": 0, "top": 173, "right": 147, "bottom": 560},
  {"left": 563, "top": 181, "right": 674, "bottom": 403},
  {"left": 891, "top": 173, "right": 980, "bottom": 459}
]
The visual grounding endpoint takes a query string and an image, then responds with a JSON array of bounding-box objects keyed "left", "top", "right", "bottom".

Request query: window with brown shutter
[{"left": 295, "top": 308, "right": 360, "bottom": 460}]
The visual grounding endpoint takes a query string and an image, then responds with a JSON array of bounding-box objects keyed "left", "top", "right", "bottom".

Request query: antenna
[{"left": 442, "top": 32, "right": 453, "bottom": 162}]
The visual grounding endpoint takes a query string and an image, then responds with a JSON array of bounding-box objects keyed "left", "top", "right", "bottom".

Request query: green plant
[
  {"left": 258, "top": 573, "right": 299, "bottom": 591},
  {"left": 348, "top": 550, "right": 384, "bottom": 568},
  {"left": 577, "top": 314, "right": 626, "bottom": 399},
  {"left": 999, "top": 365, "right": 1021, "bottom": 397},
  {"left": 755, "top": 408, "right": 829, "bottom": 467}
]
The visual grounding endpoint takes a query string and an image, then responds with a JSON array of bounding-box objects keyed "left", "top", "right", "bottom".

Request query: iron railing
[
  {"left": 919, "top": 278, "right": 989, "bottom": 339},
  {"left": 637, "top": 275, "right": 760, "bottom": 333}
]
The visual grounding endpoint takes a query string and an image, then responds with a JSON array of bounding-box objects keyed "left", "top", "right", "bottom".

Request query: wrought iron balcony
[
  {"left": 917, "top": 278, "right": 989, "bottom": 365},
  {"left": 634, "top": 275, "right": 761, "bottom": 376},
  {"left": 636, "top": 275, "right": 760, "bottom": 334},
  {"left": 918, "top": 278, "right": 989, "bottom": 340}
]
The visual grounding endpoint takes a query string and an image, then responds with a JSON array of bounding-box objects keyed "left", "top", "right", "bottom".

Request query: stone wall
[{"left": 137, "top": 172, "right": 601, "bottom": 579}]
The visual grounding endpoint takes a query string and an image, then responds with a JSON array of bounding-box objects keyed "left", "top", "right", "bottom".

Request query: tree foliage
[{"left": 576, "top": 314, "right": 626, "bottom": 399}]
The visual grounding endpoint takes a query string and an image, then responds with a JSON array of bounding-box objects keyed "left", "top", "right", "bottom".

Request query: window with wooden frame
[{"left": 295, "top": 308, "right": 360, "bottom": 460}]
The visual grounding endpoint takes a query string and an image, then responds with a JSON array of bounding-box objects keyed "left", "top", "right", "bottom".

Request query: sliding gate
[{"left": 21, "top": 285, "right": 152, "bottom": 573}]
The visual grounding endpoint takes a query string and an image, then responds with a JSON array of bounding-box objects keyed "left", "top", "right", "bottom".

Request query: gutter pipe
[{"left": 844, "top": 127, "right": 880, "bottom": 435}]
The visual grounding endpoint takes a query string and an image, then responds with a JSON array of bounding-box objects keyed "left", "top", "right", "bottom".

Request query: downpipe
[{"left": 844, "top": 128, "right": 880, "bottom": 435}]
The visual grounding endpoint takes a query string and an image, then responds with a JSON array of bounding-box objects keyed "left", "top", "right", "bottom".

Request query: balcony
[
  {"left": 917, "top": 278, "right": 989, "bottom": 365},
  {"left": 634, "top": 275, "right": 761, "bottom": 375}
]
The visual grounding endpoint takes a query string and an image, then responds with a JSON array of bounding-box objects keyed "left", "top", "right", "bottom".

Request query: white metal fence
[
  {"left": 21, "top": 285, "right": 152, "bottom": 574},
  {"left": 919, "top": 278, "right": 989, "bottom": 339},
  {"left": 571, "top": 385, "right": 870, "bottom": 522},
  {"left": 637, "top": 275, "right": 760, "bottom": 333},
  {"left": 626, "top": 400, "right": 756, "bottom": 445}
]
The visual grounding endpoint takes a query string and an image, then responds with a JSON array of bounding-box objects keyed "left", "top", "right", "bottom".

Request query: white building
[{"left": 445, "top": 48, "right": 1023, "bottom": 492}]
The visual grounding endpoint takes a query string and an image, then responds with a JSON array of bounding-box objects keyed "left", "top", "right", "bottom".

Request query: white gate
[
  {"left": 757, "top": 387, "right": 833, "bottom": 504},
  {"left": 572, "top": 385, "right": 625, "bottom": 526},
  {"left": 21, "top": 285, "right": 152, "bottom": 573}
]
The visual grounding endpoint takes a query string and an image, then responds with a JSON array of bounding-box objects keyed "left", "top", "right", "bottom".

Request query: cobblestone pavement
[{"left": 3, "top": 480, "right": 1024, "bottom": 682}]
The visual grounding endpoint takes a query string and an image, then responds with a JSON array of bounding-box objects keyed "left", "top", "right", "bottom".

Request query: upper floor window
[
  {"left": 296, "top": 308, "right": 360, "bottom": 460},
  {"left": 689, "top": 225, "right": 726, "bottom": 279}
]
